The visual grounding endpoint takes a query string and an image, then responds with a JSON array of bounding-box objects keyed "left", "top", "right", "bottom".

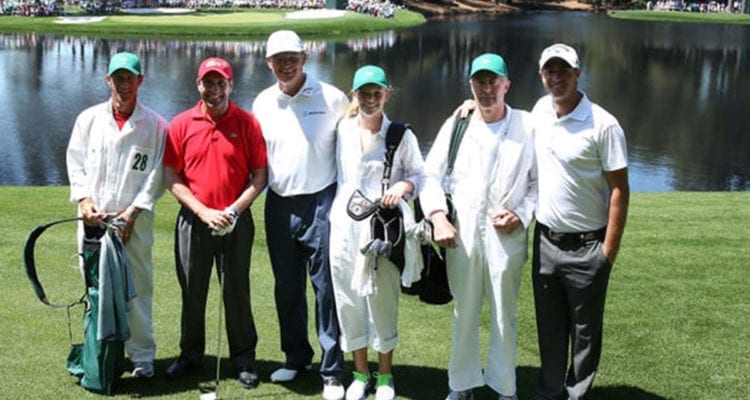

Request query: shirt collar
[
  {"left": 107, "top": 99, "right": 143, "bottom": 121},
  {"left": 275, "top": 75, "right": 320, "bottom": 100},
  {"left": 188, "top": 100, "right": 238, "bottom": 121},
  {"left": 355, "top": 113, "right": 392, "bottom": 139},
  {"left": 377, "top": 114, "right": 393, "bottom": 139},
  {"left": 566, "top": 91, "right": 592, "bottom": 122}
]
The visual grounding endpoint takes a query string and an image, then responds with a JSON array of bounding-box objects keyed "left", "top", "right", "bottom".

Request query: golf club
[{"left": 200, "top": 251, "right": 225, "bottom": 400}]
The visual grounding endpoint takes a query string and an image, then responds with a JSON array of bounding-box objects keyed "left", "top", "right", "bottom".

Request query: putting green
[{"left": 0, "top": 8, "right": 426, "bottom": 37}]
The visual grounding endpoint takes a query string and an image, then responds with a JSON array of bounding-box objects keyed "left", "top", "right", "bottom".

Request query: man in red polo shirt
[{"left": 162, "top": 57, "right": 268, "bottom": 390}]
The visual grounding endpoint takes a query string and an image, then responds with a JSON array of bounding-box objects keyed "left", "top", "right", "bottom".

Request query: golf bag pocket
[{"left": 347, "top": 189, "right": 380, "bottom": 221}]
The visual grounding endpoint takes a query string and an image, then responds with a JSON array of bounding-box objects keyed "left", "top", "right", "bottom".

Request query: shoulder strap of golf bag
[
  {"left": 23, "top": 217, "right": 86, "bottom": 308},
  {"left": 446, "top": 109, "right": 473, "bottom": 177},
  {"left": 381, "top": 122, "right": 410, "bottom": 195}
]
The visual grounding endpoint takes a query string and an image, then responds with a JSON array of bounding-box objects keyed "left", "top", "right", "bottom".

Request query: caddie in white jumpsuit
[
  {"left": 329, "top": 65, "right": 425, "bottom": 400},
  {"left": 421, "top": 54, "right": 537, "bottom": 400},
  {"left": 66, "top": 52, "right": 168, "bottom": 378}
]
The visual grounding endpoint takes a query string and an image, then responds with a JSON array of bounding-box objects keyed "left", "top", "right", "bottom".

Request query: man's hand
[
  {"left": 431, "top": 211, "right": 459, "bottom": 248},
  {"left": 114, "top": 207, "right": 140, "bottom": 244},
  {"left": 454, "top": 99, "right": 476, "bottom": 119},
  {"left": 198, "top": 207, "right": 235, "bottom": 233},
  {"left": 79, "top": 197, "right": 105, "bottom": 227},
  {"left": 602, "top": 242, "right": 619, "bottom": 266},
  {"left": 211, "top": 207, "right": 240, "bottom": 237},
  {"left": 491, "top": 209, "right": 521, "bottom": 235}
]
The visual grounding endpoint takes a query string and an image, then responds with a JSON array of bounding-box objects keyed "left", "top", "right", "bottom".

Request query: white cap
[
  {"left": 265, "top": 30, "right": 304, "bottom": 58},
  {"left": 538, "top": 43, "right": 579, "bottom": 70}
]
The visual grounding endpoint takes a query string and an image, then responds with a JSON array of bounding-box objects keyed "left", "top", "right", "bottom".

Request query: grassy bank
[
  {"left": 1, "top": 188, "right": 748, "bottom": 399},
  {"left": 609, "top": 9, "right": 750, "bottom": 25},
  {"left": 0, "top": 8, "right": 426, "bottom": 39}
]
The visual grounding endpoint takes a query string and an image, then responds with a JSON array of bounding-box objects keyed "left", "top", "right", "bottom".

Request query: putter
[{"left": 200, "top": 253, "right": 225, "bottom": 400}]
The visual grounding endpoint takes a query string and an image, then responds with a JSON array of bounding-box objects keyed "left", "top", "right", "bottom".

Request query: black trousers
[
  {"left": 532, "top": 223, "right": 612, "bottom": 400},
  {"left": 174, "top": 206, "right": 257, "bottom": 371}
]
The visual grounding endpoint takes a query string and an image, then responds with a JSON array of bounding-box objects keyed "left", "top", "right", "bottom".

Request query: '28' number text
[{"left": 132, "top": 153, "right": 148, "bottom": 171}]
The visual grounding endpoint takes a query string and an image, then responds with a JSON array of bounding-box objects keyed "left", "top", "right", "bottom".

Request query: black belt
[{"left": 537, "top": 223, "right": 606, "bottom": 245}]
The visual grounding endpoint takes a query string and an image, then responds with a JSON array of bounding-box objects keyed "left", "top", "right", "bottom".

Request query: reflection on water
[
  {"left": 0, "top": 31, "right": 395, "bottom": 59},
  {"left": 1, "top": 12, "right": 748, "bottom": 191}
]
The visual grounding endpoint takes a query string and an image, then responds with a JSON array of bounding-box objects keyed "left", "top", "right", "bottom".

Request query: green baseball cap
[
  {"left": 352, "top": 65, "right": 389, "bottom": 91},
  {"left": 470, "top": 53, "right": 508, "bottom": 78},
  {"left": 108, "top": 52, "right": 142, "bottom": 76}
]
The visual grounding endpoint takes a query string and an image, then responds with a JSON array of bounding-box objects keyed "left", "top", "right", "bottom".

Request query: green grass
[
  {"left": 1, "top": 187, "right": 748, "bottom": 399},
  {"left": 609, "top": 9, "right": 750, "bottom": 25},
  {"left": 0, "top": 8, "right": 426, "bottom": 39}
]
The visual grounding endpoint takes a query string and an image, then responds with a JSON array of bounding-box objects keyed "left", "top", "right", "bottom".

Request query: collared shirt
[
  {"left": 163, "top": 101, "right": 267, "bottom": 209},
  {"left": 532, "top": 92, "right": 628, "bottom": 233},
  {"left": 67, "top": 99, "right": 168, "bottom": 213},
  {"left": 252, "top": 75, "right": 349, "bottom": 197}
]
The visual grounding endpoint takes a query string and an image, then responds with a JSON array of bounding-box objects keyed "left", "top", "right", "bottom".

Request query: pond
[{"left": 1, "top": 11, "right": 748, "bottom": 190}]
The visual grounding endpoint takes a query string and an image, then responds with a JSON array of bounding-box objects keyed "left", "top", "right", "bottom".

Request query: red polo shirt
[{"left": 164, "top": 101, "right": 267, "bottom": 209}]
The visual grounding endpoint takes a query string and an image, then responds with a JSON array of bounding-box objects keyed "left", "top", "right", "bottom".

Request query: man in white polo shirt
[
  {"left": 252, "top": 29, "right": 350, "bottom": 400},
  {"left": 531, "top": 43, "right": 630, "bottom": 400}
]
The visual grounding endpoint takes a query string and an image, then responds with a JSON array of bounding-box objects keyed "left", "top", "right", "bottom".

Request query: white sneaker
[
  {"left": 270, "top": 364, "right": 313, "bottom": 382},
  {"left": 345, "top": 371, "right": 370, "bottom": 400},
  {"left": 374, "top": 372, "right": 395, "bottom": 400},
  {"left": 131, "top": 361, "right": 154, "bottom": 378},
  {"left": 323, "top": 376, "right": 345, "bottom": 400},
  {"left": 446, "top": 389, "right": 474, "bottom": 400}
]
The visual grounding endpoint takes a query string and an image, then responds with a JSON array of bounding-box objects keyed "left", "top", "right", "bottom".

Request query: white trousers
[
  {"left": 123, "top": 213, "right": 156, "bottom": 363},
  {"left": 331, "top": 255, "right": 401, "bottom": 354},
  {"left": 446, "top": 226, "right": 526, "bottom": 396}
]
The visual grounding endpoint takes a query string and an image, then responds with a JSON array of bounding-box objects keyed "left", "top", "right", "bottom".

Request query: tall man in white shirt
[
  {"left": 66, "top": 52, "right": 168, "bottom": 379},
  {"left": 421, "top": 53, "right": 537, "bottom": 400},
  {"left": 252, "top": 30, "right": 350, "bottom": 400},
  {"left": 531, "top": 43, "right": 629, "bottom": 400}
]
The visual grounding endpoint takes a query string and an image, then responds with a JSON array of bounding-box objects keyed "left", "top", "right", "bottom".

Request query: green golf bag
[
  {"left": 25, "top": 219, "right": 133, "bottom": 395},
  {"left": 66, "top": 231, "right": 127, "bottom": 395}
]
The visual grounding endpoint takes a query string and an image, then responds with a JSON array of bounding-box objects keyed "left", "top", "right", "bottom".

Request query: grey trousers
[
  {"left": 532, "top": 223, "right": 612, "bottom": 400},
  {"left": 174, "top": 206, "right": 257, "bottom": 371},
  {"left": 265, "top": 183, "right": 343, "bottom": 378}
]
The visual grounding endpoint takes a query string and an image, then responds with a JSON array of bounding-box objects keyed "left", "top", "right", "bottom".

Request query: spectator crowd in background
[
  {"left": 1, "top": 0, "right": 64, "bottom": 15},
  {"left": 346, "top": 0, "right": 397, "bottom": 18},
  {"left": 1, "top": 0, "right": 399, "bottom": 16},
  {"left": 646, "top": 0, "right": 742, "bottom": 12}
]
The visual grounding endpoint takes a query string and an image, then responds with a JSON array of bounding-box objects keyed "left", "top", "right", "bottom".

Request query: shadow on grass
[
  {"left": 590, "top": 385, "right": 670, "bottom": 400},
  {"left": 112, "top": 359, "right": 668, "bottom": 399},
  {"left": 115, "top": 357, "right": 306, "bottom": 397}
]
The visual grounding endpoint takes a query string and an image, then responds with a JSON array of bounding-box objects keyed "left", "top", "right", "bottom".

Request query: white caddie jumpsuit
[
  {"left": 66, "top": 99, "right": 168, "bottom": 363},
  {"left": 329, "top": 114, "right": 425, "bottom": 354},
  {"left": 420, "top": 106, "right": 537, "bottom": 396}
]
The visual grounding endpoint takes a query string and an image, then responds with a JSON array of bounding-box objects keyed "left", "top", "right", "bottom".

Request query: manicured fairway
[
  {"left": 1, "top": 187, "right": 747, "bottom": 399},
  {"left": 609, "top": 9, "right": 750, "bottom": 24}
]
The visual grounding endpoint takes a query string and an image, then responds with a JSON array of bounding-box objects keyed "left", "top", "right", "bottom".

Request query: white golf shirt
[
  {"left": 252, "top": 75, "right": 349, "bottom": 197},
  {"left": 532, "top": 92, "right": 628, "bottom": 233}
]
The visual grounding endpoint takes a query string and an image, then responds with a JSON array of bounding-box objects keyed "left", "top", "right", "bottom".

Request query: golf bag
[
  {"left": 24, "top": 219, "right": 133, "bottom": 395},
  {"left": 406, "top": 112, "right": 473, "bottom": 305}
]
